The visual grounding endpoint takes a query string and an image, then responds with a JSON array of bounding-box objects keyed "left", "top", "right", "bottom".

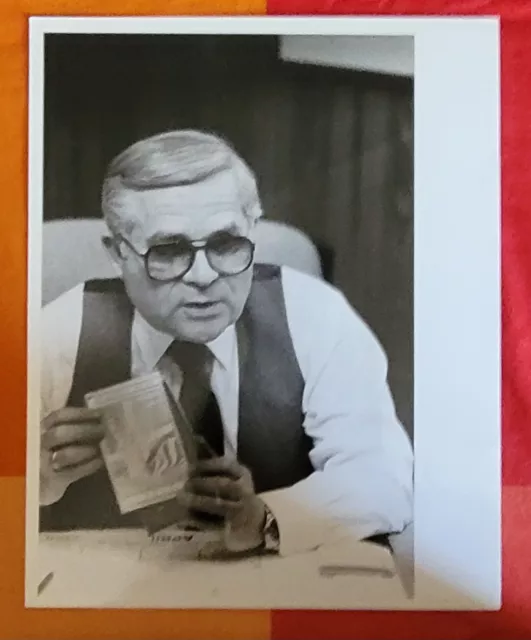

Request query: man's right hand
[{"left": 40, "top": 408, "right": 106, "bottom": 506}]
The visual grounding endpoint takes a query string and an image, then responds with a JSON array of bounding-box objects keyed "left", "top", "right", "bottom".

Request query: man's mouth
[{"left": 184, "top": 301, "right": 220, "bottom": 310}]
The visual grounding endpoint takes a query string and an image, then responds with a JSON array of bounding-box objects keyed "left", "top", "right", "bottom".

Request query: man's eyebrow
[
  {"left": 208, "top": 223, "right": 242, "bottom": 236},
  {"left": 148, "top": 231, "right": 187, "bottom": 245},
  {"left": 148, "top": 224, "right": 242, "bottom": 245}
]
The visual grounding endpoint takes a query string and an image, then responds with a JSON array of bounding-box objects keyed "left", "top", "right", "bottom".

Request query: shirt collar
[{"left": 132, "top": 310, "right": 235, "bottom": 371}]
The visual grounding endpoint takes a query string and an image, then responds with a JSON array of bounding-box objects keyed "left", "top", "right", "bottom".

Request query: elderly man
[{"left": 39, "top": 130, "right": 413, "bottom": 557}]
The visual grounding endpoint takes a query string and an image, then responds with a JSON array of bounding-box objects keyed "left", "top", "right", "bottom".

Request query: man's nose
[{"left": 181, "top": 249, "right": 219, "bottom": 288}]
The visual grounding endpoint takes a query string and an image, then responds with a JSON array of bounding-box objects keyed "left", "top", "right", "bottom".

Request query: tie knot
[{"left": 167, "top": 340, "right": 213, "bottom": 377}]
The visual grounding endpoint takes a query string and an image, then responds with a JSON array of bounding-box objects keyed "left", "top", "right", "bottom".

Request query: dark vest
[{"left": 40, "top": 264, "right": 314, "bottom": 531}]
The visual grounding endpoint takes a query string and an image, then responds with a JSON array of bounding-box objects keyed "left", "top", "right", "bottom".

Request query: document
[{"left": 85, "top": 372, "right": 193, "bottom": 514}]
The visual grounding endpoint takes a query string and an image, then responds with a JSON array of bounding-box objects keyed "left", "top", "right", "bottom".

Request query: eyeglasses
[{"left": 116, "top": 232, "right": 255, "bottom": 282}]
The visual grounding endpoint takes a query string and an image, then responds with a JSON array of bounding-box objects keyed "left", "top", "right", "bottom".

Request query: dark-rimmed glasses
[{"left": 116, "top": 232, "right": 255, "bottom": 282}]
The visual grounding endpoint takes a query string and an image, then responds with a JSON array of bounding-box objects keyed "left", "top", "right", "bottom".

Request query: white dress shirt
[{"left": 40, "top": 265, "right": 413, "bottom": 556}]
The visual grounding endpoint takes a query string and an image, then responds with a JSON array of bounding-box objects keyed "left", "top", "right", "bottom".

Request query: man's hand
[
  {"left": 185, "top": 458, "right": 267, "bottom": 554},
  {"left": 40, "top": 408, "right": 106, "bottom": 505}
]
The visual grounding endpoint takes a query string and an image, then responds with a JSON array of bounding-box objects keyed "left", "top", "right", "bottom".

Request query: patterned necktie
[{"left": 167, "top": 340, "right": 224, "bottom": 459}]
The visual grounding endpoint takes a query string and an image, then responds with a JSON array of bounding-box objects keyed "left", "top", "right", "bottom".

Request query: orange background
[{"left": 0, "top": 2, "right": 269, "bottom": 639}]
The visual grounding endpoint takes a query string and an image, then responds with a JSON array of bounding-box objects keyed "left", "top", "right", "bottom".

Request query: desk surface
[{"left": 29, "top": 527, "right": 413, "bottom": 610}]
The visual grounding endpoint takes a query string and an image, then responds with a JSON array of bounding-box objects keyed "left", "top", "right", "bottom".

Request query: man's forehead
[
  {"left": 138, "top": 171, "right": 239, "bottom": 218},
  {"left": 142, "top": 210, "right": 246, "bottom": 243},
  {"left": 120, "top": 173, "right": 246, "bottom": 244}
]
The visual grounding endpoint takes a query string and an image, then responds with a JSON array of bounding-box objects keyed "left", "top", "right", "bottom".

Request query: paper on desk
[
  {"left": 39, "top": 526, "right": 224, "bottom": 561},
  {"left": 33, "top": 534, "right": 407, "bottom": 609},
  {"left": 33, "top": 526, "right": 223, "bottom": 606},
  {"left": 85, "top": 372, "right": 193, "bottom": 514}
]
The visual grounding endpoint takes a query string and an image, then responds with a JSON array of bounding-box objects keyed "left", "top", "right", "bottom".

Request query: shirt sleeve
[{"left": 260, "top": 267, "right": 413, "bottom": 556}]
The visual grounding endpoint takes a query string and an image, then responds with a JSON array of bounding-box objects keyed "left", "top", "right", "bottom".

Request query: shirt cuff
[{"left": 260, "top": 490, "right": 379, "bottom": 557}]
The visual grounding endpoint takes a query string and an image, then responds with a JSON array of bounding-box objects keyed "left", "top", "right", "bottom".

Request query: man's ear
[{"left": 101, "top": 235, "right": 123, "bottom": 273}]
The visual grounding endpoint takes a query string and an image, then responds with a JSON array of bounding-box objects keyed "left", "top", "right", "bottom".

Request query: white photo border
[{"left": 26, "top": 15, "right": 501, "bottom": 611}]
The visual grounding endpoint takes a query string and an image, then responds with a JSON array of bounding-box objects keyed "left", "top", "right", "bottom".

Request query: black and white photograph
[{"left": 26, "top": 17, "right": 501, "bottom": 610}]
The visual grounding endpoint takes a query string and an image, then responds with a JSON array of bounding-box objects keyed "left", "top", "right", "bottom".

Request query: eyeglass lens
[{"left": 146, "top": 234, "right": 254, "bottom": 280}]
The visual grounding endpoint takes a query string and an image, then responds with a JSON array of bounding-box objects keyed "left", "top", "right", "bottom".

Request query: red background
[{"left": 269, "top": 1, "right": 531, "bottom": 638}]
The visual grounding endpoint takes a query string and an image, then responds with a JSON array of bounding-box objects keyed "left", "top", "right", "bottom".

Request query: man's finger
[
  {"left": 44, "top": 408, "right": 103, "bottom": 428},
  {"left": 184, "top": 492, "right": 241, "bottom": 517},
  {"left": 51, "top": 445, "right": 101, "bottom": 471},
  {"left": 67, "top": 457, "right": 105, "bottom": 481},
  {"left": 187, "top": 476, "right": 242, "bottom": 501},
  {"left": 190, "top": 457, "right": 243, "bottom": 480},
  {"left": 42, "top": 422, "right": 106, "bottom": 450}
]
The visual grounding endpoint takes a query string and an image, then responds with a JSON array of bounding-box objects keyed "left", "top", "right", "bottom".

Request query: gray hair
[{"left": 101, "top": 130, "right": 263, "bottom": 236}]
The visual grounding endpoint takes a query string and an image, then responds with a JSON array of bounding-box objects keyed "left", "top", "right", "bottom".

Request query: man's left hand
[{"left": 185, "top": 457, "right": 266, "bottom": 554}]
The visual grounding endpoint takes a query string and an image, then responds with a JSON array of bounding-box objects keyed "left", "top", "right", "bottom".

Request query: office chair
[{"left": 41, "top": 218, "right": 324, "bottom": 306}]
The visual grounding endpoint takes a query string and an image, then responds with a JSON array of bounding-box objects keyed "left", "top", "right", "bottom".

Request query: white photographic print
[{"left": 26, "top": 16, "right": 500, "bottom": 611}]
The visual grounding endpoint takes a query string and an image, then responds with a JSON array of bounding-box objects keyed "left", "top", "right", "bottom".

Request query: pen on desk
[
  {"left": 319, "top": 565, "right": 395, "bottom": 578},
  {"left": 37, "top": 571, "right": 54, "bottom": 595}
]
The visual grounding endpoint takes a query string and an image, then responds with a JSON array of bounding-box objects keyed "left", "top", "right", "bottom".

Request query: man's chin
[{"left": 173, "top": 318, "right": 230, "bottom": 344}]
